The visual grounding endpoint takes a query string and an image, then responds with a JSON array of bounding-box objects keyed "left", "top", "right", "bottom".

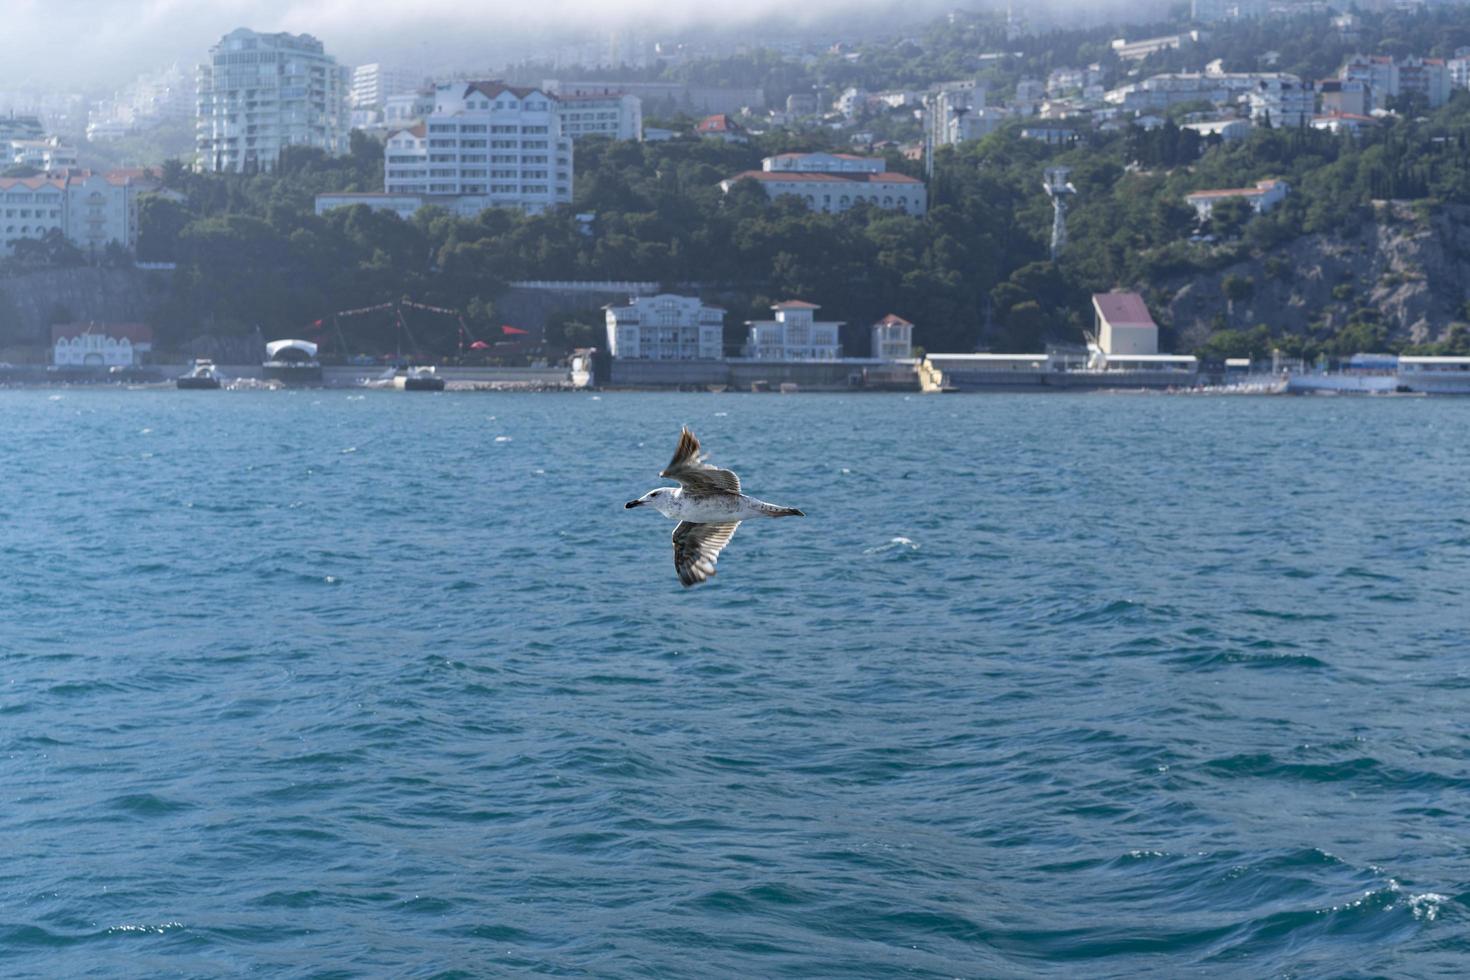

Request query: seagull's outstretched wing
[
  {"left": 672, "top": 521, "right": 741, "bottom": 587},
  {"left": 661, "top": 427, "right": 740, "bottom": 495}
]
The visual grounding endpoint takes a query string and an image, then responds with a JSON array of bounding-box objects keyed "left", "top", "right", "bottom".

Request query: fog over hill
[{"left": 4, "top": 0, "right": 1169, "bottom": 92}]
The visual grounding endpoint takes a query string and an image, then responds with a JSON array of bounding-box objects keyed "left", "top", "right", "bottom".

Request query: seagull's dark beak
[{"left": 625, "top": 500, "right": 641, "bottom": 509}]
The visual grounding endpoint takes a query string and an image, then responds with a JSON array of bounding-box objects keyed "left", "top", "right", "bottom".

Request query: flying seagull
[{"left": 626, "top": 427, "right": 804, "bottom": 587}]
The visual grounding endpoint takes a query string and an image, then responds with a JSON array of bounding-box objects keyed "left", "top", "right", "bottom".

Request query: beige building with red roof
[
  {"left": 1184, "top": 178, "right": 1288, "bottom": 220},
  {"left": 2, "top": 170, "right": 166, "bottom": 256},
  {"left": 1091, "top": 292, "right": 1158, "bottom": 356}
]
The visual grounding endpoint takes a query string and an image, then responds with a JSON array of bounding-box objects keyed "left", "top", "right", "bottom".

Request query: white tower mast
[{"left": 1042, "top": 166, "right": 1077, "bottom": 261}]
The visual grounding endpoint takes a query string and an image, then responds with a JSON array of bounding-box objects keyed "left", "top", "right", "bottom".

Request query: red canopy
[
  {"left": 501, "top": 325, "right": 528, "bottom": 336},
  {"left": 469, "top": 340, "right": 490, "bottom": 350}
]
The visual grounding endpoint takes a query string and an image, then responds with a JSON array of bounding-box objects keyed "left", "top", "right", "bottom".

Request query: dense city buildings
[
  {"left": 1340, "top": 54, "right": 1450, "bottom": 109},
  {"left": 604, "top": 295, "right": 726, "bottom": 360},
  {"left": 196, "top": 29, "right": 351, "bottom": 173},
  {"left": 543, "top": 79, "right": 762, "bottom": 117},
  {"left": 7, "top": 136, "right": 77, "bottom": 171},
  {"left": 87, "top": 64, "right": 192, "bottom": 142}
]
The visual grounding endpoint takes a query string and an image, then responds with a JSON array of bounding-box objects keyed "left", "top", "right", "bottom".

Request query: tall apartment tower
[{"left": 196, "top": 28, "right": 350, "bottom": 173}]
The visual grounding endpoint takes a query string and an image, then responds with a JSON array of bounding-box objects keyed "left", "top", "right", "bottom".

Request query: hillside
[{"left": 1158, "top": 203, "right": 1470, "bottom": 354}]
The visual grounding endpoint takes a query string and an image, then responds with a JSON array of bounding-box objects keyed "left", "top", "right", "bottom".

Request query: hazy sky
[{"left": 1, "top": 0, "right": 960, "bottom": 92}]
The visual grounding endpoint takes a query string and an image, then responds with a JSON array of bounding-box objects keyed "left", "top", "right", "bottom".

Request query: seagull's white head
[{"left": 625, "top": 487, "right": 677, "bottom": 516}]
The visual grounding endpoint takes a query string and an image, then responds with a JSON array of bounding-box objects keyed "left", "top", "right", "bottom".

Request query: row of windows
[{"left": 2, "top": 208, "right": 62, "bottom": 218}]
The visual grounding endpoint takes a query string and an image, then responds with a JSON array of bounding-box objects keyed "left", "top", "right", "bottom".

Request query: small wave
[
  {"left": 495, "top": 435, "right": 512, "bottom": 443},
  {"left": 106, "top": 921, "right": 184, "bottom": 936},
  {"left": 1407, "top": 891, "right": 1448, "bottom": 921},
  {"left": 863, "top": 537, "right": 918, "bottom": 555},
  {"left": 714, "top": 411, "right": 728, "bottom": 416},
  {"left": 340, "top": 447, "right": 357, "bottom": 454}
]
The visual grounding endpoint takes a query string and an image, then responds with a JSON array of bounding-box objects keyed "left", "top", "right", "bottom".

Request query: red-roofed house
[
  {"left": 51, "top": 322, "right": 153, "bottom": 367},
  {"left": 744, "top": 301, "right": 843, "bottom": 361},
  {"left": 1184, "top": 178, "right": 1288, "bottom": 220},
  {"left": 872, "top": 314, "right": 914, "bottom": 360},
  {"left": 696, "top": 114, "right": 747, "bottom": 143},
  {"left": 1091, "top": 293, "right": 1158, "bottom": 356}
]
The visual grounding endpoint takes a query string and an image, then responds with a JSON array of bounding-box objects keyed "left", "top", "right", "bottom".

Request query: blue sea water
[{"left": 1, "top": 388, "right": 1468, "bottom": 978}]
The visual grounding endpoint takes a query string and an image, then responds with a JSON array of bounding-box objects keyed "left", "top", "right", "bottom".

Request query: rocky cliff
[{"left": 1158, "top": 203, "right": 1470, "bottom": 348}]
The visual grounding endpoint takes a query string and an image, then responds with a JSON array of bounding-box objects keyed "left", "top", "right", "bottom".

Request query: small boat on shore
[
  {"left": 176, "top": 359, "right": 222, "bottom": 390},
  {"left": 393, "top": 366, "right": 445, "bottom": 391}
]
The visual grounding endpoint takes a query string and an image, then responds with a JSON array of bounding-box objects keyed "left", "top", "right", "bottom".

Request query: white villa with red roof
[
  {"left": 1184, "top": 178, "right": 1288, "bottom": 220},
  {"left": 871, "top": 314, "right": 914, "bottom": 360},
  {"left": 605, "top": 294, "right": 726, "bottom": 360},
  {"left": 744, "top": 301, "right": 844, "bottom": 360},
  {"left": 721, "top": 151, "right": 926, "bottom": 216},
  {"left": 52, "top": 323, "right": 153, "bottom": 367}
]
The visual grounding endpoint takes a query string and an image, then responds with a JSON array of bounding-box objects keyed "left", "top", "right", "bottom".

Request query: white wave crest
[{"left": 864, "top": 536, "right": 918, "bottom": 555}]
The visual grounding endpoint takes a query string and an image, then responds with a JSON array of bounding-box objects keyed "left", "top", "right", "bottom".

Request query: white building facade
[
  {"left": 51, "top": 323, "right": 153, "bottom": 367},
  {"left": 7, "top": 136, "right": 77, "bottom": 170},
  {"left": 1248, "top": 77, "right": 1313, "bottom": 128},
  {"left": 761, "top": 152, "right": 884, "bottom": 174},
  {"left": 1184, "top": 178, "right": 1289, "bottom": 219},
  {"left": 196, "top": 29, "right": 351, "bottom": 173},
  {"left": 556, "top": 92, "right": 642, "bottom": 141},
  {"left": 1, "top": 171, "right": 164, "bottom": 256},
  {"left": 871, "top": 314, "right": 914, "bottom": 359},
  {"left": 744, "top": 301, "right": 843, "bottom": 360},
  {"left": 382, "top": 81, "right": 572, "bottom": 214},
  {"left": 720, "top": 169, "right": 926, "bottom": 216},
  {"left": 605, "top": 294, "right": 725, "bottom": 360}
]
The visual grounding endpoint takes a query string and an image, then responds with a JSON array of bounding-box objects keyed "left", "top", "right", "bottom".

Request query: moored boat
[
  {"left": 176, "top": 359, "right": 222, "bottom": 389},
  {"left": 393, "top": 365, "right": 445, "bottom": 391}
]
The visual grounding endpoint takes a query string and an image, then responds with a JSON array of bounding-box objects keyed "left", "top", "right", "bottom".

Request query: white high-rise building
[
  {"left": 382, "top": 81, "right": 572, "bottom": 214},
  {"left": 196, "top": 29, "right": 350, "bottom": 173}
]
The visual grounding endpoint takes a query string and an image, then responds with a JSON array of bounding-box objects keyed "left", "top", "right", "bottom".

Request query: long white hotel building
[
  {"left": 370, "top": 81, "right": 572, "bottom": 215},
  {"left": 196, "top": 29, "right": 350, "bottom": 173}
]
